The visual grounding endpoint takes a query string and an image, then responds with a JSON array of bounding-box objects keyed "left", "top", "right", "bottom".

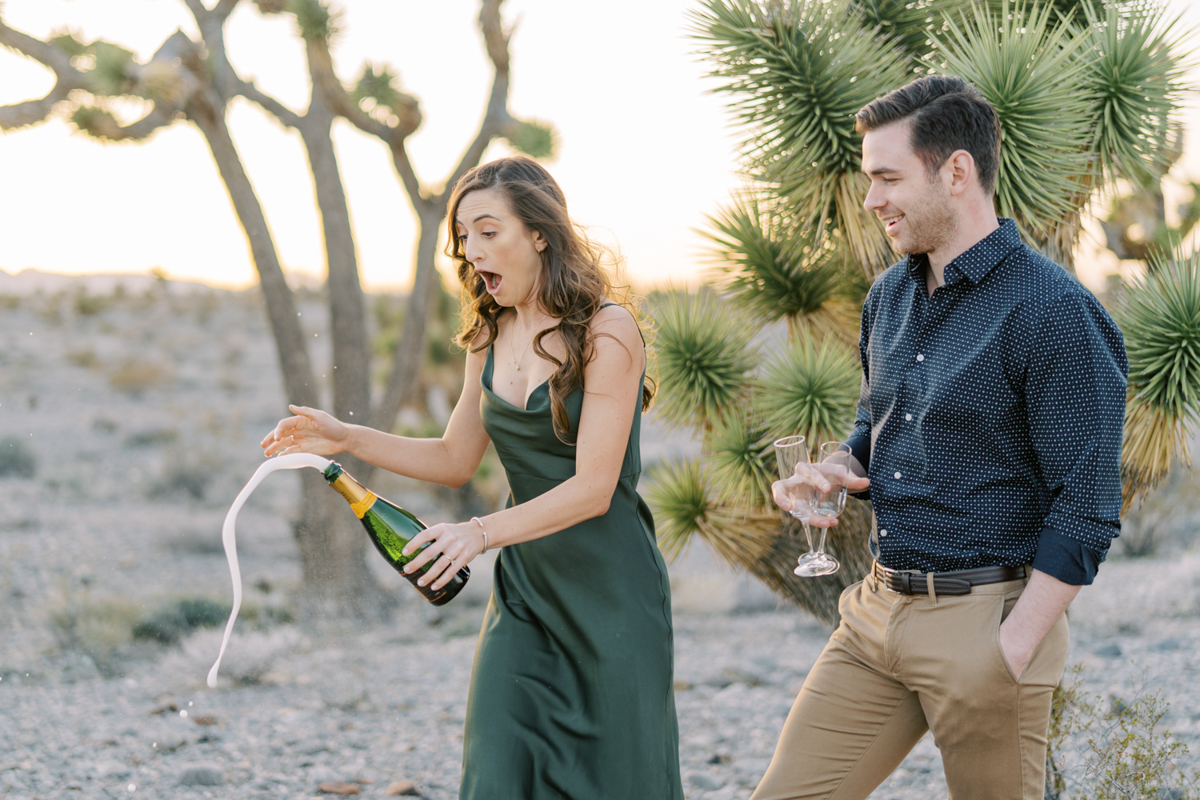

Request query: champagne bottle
[{"left": 322, "top": 461, "right": 469, "bottom": 606}]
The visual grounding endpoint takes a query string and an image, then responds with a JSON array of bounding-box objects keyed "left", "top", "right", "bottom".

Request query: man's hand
[
  {"left": 997, "top": 569, "right": 1080, "bottom": 679},
  {"left": 771, "top": 459, "right": 869, "bottom": 527}
]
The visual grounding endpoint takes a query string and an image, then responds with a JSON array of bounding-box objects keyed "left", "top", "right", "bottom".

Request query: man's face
[{"left": 861, "top": 121, "right": 956, "bottom": 257}]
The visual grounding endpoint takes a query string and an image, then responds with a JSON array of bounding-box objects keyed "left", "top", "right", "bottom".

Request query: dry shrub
[
  {"left": 108, "top": 359, "right": 172, "bottom": 394},
  {"left": 1047, "top": 665, "right": 1198, "bottom": 799},
  {"left": 158, "top": 627, "right": 306, "bottom": 688},
  {"left": 47, "top": 584, "right": 140, "bottom": 672},
  {"left": 65, "top": 347, "right": 97, "bottom": 368}
]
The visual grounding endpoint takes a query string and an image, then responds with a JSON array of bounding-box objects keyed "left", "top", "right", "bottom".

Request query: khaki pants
[{"left": 752, "top": 570, "right": 1069, "bottom": 800}]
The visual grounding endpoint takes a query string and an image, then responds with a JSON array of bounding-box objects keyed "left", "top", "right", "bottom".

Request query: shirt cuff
[
  {"left": 1031, "top": 527, "right": 1108, "bottom": 586},
  {"left": 846, "top": 431, "right": 871, "bottom": 502}
]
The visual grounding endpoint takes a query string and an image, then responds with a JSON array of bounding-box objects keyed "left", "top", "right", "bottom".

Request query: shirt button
[
  {"left": 894, "top": 471, "right": 902, "bottom": 479},
  {"left": 916, "top": 354, "right": 925, "bottom": 362},
  {"left": 880, "top": 529, "right": 888, "bottom": 537},
  {"left": 905, "top": 413, "right": 912, "bottom": 421}
]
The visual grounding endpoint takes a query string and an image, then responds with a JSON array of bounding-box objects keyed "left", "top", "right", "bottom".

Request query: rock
[
  {"left": 152, "top": 735, "right": 187, "bottom": 753},
  {"left": 178, "top": 763, "right": 224, "bottom": 786},
  {"left": 686, "top": 771, "right": 724, "bottom": 791},
  {"left": 385, "top": 779, "right": 422, "bottom": 796},
  {"left": 1094, "top": 643, "right": 1122, "bottom": 658},
  {"left": 191, "top": 715, "right": 218, "bottom": 726},
  {"left": 310, "top": 766, "right": 341, "bottom": 784},
  {"left": 318, "top": 782, "right": 362, "bottom": 795},
  {"left": 1154, "top": 638, "right": 1181, "bottom": 652},
  {"left": 95, "top": 759, "right": 132, "bottom": 780},
  {"left": 723, "top": 666, "right": 765, "bottom": 686},
  {"left": 707, "top": 753, "right": 732, "bottom": 765}
]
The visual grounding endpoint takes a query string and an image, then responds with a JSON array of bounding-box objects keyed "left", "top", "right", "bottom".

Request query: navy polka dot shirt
[{"left": 846, "top": 219, "right": 1127, "bottom": 586}]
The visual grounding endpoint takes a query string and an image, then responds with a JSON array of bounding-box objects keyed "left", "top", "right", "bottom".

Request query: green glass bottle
[{"left": 322, "top": 461, "right": 469, "bottom": 606}]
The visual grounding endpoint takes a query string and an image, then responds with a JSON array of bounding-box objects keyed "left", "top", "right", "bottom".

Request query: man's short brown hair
[{"left": 856, "top": 75, "right": 1001, "bottom": 195}]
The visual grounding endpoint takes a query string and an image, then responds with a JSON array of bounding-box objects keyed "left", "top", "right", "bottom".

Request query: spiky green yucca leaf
[
  {"left": 706, "top": 197, "right": 846, "bottom": 325},
  {"left": 851, "top": 0, "right": 944, "bottom": 64},
  {"left": 50, "top": 29, "right": 88, "bottom": 58},
  {"left": 757, "top": 336, "right": 859, "bottom": 447},
  {"left": 1117, "top": 252, "right": 1200, "bottom": 506},
  {"left": 651, "top": 290, "right": 756, "bottom": 430},
  {"left": 87, "top": 40, "right": 136, "bottom": 96},
  {"left": 505, "top": 120, "right": 557, "bottom": 160},
  {"left": 354, "top": 63, "right": 405, "bottom": 113},
  {"left": 691, "top": 0, "right": 907, "bottom": 274},
  {"left": 1082, "top": 1, "right": 1186, "bottom": 187},
  {"left": 704, "top": 407, "right": 775, "bottom": 506},
  {"left": 647, "top": 459, "right": 714, "bottom": 561},
  {"left": 1118, "top": 252, "right": 1200, "bottom": 425},
  {"left": 288, "top": 0, "right": 338, "bottom": 41},
  {"left": 646, "top": 459, "right": 777, "bottom": 567},
  {"left": 935, "top": 1, "right": 1093, "bottom": 243},
  {"left": 71, "top": 105, "right": 121, "bottom": 139}
]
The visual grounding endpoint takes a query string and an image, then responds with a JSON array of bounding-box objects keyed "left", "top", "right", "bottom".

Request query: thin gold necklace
[
  {"left": 511, "top": 327, "right": 534, "bottom": 372},
  {"left": 510, "top": 312, "right": 552, "bottom": 372}
]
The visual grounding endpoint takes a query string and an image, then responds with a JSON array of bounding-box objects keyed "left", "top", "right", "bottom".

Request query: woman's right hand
[{"left": 260, "top": 404, "right": 350, "bottom": 457}]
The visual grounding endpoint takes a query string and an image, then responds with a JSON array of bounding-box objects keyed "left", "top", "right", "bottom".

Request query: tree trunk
[
  {"left": 299, "top": 116, "right": 372, "bottom": 427},
  {"left": 188, "top": 94, "right": 318, "bottom": 409},
  {"left": 293, "top": 469, "right": 395, "bottom": 625},
  {"left": 370, "top": 203, "right": 447, "bottom": 447},
  {"left": 191, "top": 93, "right": 392, "bottom": 622}
]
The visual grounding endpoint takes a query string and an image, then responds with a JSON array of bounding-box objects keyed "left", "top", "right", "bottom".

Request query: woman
[{"left": 261, "top": 156, "right": 683, "bottom": 799}]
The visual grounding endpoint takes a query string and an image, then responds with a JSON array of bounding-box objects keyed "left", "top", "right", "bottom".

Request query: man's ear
[{"left": 945, "top": 149, "right": 976, "bottom": 197}]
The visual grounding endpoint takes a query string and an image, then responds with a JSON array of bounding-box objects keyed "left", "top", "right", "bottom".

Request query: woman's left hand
[{"left": 401, "top": 520, "right": 488, "bottom": 591}]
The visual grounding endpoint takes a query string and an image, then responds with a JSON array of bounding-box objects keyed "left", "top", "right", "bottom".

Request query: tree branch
[
  {"left": 0, "top": 19, "right": 90, "bottom": 129},
  {"left": 237, "top": 78, "right": 304, "bottom": 128},
  {"left": 0, "top": 19, "right": 81, "bottom": 78},
  {"left": 389, "top": 142, "right": 429, "bottom": 209},
  {"left": 75, "top": 103, "right": 179, "bottom": 141},
  {"left": 441, "top": 0, "right": 517, "bottom": 199},
  {"left": 215, "top": 0, "right": 241, "bottom": 20},
  {"left": 0, "top": 81, "right": 73, "bottom": 130}
]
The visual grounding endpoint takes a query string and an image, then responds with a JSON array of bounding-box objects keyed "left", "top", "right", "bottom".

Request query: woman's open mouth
[{"left": 478, "top": 270, "right": 503, "bottom": 295}]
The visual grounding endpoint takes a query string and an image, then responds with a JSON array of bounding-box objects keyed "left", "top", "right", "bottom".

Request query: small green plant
[
  {"left": 0, "top": 435, "right": 37, "bottom": 477},
  {"left": 132, "top": 597, "right": 231, "bottom": 644}
]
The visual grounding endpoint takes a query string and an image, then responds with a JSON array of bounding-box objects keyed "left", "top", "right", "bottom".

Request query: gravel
[{"left": 2, "top": 283, "right": 1199, "bottom": 799}]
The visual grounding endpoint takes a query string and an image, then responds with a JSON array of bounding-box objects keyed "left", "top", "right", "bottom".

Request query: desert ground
[{"left": 1, "top": 271, "right": 1198, "bottom": 799}]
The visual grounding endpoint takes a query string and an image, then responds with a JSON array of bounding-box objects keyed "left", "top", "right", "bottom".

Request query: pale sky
[{"left": 1, "top": 0, "right": 1198, "bottom": 293}]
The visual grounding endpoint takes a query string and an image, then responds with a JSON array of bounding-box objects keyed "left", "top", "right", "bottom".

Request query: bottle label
[{"left": 350, "top": 491, "right": 378, "bottom": 519}]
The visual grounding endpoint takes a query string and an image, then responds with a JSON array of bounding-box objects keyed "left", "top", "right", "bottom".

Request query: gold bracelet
[{"left": 470, "top": 516, "right": 489, "bottom": 554}]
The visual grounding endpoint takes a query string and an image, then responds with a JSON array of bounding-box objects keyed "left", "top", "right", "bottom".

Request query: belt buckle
[{"left": 881, "top": 566, "right": 922, "bottom": 594}]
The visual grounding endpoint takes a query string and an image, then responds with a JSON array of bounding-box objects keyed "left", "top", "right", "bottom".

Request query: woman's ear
[{"left": 532, "top": 230, "right": 547, "bottom": 253}]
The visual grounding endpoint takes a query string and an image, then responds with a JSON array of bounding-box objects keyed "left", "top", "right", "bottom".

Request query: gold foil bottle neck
[{"left": 329, "top": 473, "right": 377, "bottom": 519}]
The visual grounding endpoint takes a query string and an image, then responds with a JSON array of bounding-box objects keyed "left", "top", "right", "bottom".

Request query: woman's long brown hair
[{"left": 446, "top": 156, "right": 654, "bottom": 442}]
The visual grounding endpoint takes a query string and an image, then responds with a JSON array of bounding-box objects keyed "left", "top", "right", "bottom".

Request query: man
[{"left": 755, "top": 76, "right": 1126, "bottom": 800}]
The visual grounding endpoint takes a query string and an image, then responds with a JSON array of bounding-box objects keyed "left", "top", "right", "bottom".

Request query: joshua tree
[
  {"left": 648, "top": 0, "right": 1197, "bottom": 626},
  {"left": 0, "top": 0, "right": 553, "bottom": 621}
]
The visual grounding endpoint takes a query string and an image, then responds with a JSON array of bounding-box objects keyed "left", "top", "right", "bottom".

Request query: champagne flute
[
  {"left": 773, "top": 435, "right": 818, "bottom": 571},
  {"left": 798, "top": 441, "right": 863, "bottom": 577}
]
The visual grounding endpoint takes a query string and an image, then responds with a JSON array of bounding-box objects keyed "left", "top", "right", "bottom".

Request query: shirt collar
[{"left": 903, "top": 218, "right": 1023, "bottom": 287}]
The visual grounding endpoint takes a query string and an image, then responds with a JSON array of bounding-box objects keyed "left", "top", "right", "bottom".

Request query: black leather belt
[{"left": 872, "top": 562, "right": 1027, "bottom": 596}]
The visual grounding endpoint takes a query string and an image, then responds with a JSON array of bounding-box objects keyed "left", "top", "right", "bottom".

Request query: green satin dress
[{"left": 459, "top": 343, "right": 683, "bottom": 800}]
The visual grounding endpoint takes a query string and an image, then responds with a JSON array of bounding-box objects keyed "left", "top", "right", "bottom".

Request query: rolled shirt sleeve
[{"left": 1023, "top": 292, "right": 1127, "bottom": 585}]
